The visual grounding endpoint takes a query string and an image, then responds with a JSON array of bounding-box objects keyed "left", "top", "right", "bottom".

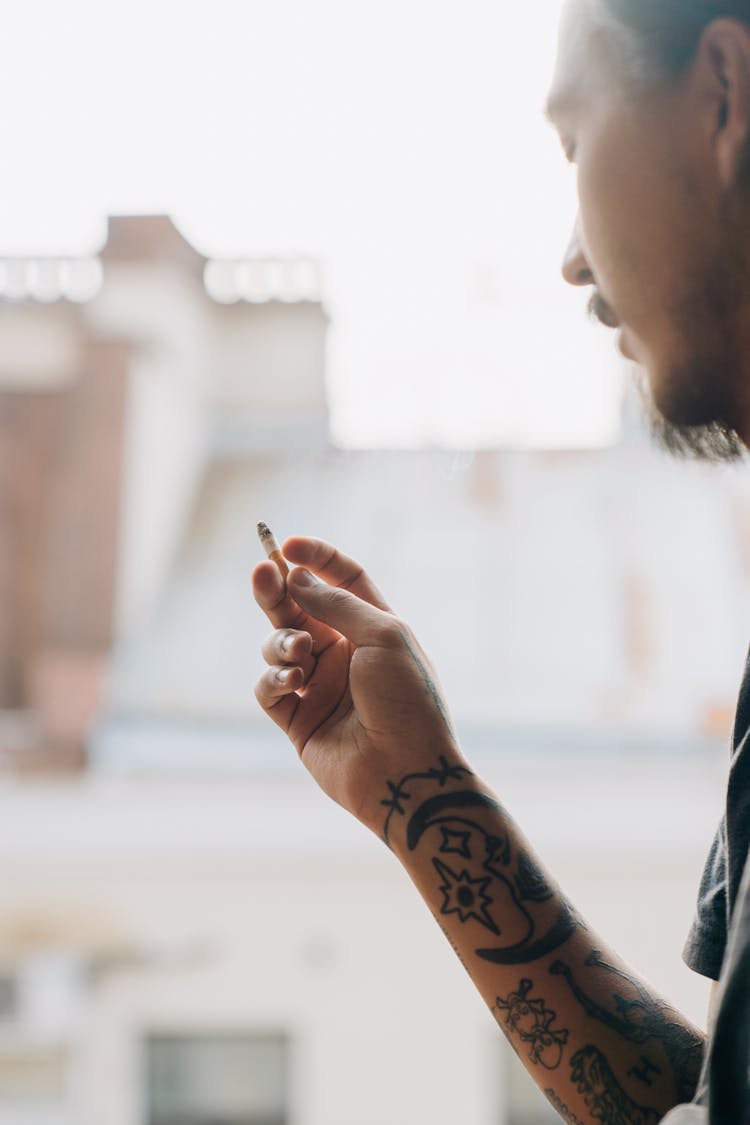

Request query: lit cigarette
[{"left": 257, "top": 521, "right": 289, "bottom": 579}]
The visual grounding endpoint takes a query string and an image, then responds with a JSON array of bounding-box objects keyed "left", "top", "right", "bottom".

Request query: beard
[
  {"left": 587, "top": 293, "right": 741, "bottom": 460},
  {"left": 641, "top": 209, "right": 750, "bottom": 464},
  {"left": 591, "top": 274, "right": 747, "bottom": 463},
  {"left": 634, "top": 366, "right": 746, "bottom": 463}
]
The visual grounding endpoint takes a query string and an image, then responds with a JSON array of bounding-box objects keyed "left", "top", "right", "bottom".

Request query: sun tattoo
[{"left": 433, "top": 859, "right": 500, "bottom": 933}]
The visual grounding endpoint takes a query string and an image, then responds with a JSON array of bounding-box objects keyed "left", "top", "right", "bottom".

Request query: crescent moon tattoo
[{"left": 405, "top": 789, "right": 576, "bottom": 964}]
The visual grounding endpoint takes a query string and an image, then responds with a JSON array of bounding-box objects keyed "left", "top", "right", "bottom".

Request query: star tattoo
[
  {"left": 439, "top": 828, "right": 472, "bottom": 859},
  {"left": 380, "top": 780, "right": 412, "bottom": 817},
  {"left": 427, "top": 756, "right": 471, "bottom": 787}
]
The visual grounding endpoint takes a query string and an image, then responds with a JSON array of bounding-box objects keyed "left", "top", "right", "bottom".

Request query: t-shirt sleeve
[{"left": 682, "top": 819, "right": 728, "bottom": 981}]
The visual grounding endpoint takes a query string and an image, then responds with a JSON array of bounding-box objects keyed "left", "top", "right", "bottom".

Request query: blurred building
[{"left": 0, "top": 216, "right": 744, "bottom": 1124}]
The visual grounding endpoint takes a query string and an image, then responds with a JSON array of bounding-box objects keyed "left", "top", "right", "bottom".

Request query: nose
[{"left": 562, "top": 214, "right": 594, "bottom": 287}]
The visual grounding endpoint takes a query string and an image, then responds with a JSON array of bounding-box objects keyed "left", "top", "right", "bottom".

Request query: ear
[{"left": 697, "top": 19, "right": 750, "bottom": 188}]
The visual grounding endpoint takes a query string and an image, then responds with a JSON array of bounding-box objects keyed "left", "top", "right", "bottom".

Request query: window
[{"left": 146, "top": 1033, "right": 287, "bottom": 1125}]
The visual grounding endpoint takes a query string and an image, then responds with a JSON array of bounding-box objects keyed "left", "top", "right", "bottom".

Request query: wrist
[{"left": 369, "top": 751, "right": 481, "bottom": 853}]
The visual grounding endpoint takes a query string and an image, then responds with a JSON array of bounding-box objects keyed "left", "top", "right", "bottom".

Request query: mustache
[{"left": 587, "top": 291, "right": 619, "bottom": 329}]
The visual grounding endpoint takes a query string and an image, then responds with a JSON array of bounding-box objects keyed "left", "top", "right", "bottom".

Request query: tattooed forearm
[
  {"left": 381, "top": 761, "right": 578, "bottom": 963},
  {"left": 437, "top": 921, "right": 470, "bottom": 974},
  {"left": 550, "top": 950, "right": 703, "bottom": 1100},
  {"left": 476, "top": 906, "right": 577, "bottom": 965},
  {"left": 493, "top": 978, "right": 568, "bottom": 1069},
  {"left": 381, "top": 757, "right": 472, "bottom": 845},
  {"left": 628, "top": 1056, "right": 662, "bottom": 1086},
  {"left": 408, "top": 788, "right": 576, "bottom": 963},
  {"left": 570, "top": 1045, "right": 660, "bottom": 1125},
  {"left": 544, "top": 1089, "right": 586, "bottom": 1125}
]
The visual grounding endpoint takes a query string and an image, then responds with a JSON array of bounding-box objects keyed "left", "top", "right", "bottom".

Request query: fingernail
[
  {"left": 294, "top": 568, "right": 316, "bottom": 587},
  {"left": 276, "top": 668, "right": 292, "bottom": 685}
]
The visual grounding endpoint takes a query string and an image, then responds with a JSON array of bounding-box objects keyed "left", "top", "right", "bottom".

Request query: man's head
[{"left": 547, "top": 0, "right": 750, "bottom": 459}]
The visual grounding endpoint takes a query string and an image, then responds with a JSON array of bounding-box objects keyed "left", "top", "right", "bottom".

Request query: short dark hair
[{"left": 604, "top": 0, "right": 750, "bottom": 76}]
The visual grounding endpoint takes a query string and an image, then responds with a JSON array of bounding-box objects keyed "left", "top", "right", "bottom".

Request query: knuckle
[
  {"left": 288, "top": 607, "right": 310, "bottom": 630},
  {"left": 319, "top": 542, "right": 338, "bottom": 569},
  {"left": 326, "top": 587, "right": 352, "bottom": 613},
  {"left": 340, "top": 565, "right": 365, "bottom": 591},
  {"left": 379, "top": 615, "right": 407, "bottom": 647}
]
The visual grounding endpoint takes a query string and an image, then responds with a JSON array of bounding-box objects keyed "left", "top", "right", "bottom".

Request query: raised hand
[{"left": 253, "top": 536, "right": 465, "bottom": 833}]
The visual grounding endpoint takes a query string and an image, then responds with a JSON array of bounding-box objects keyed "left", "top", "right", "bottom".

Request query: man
[{"left": 253, "top": 1, "right": 750, "bottom": 1118}]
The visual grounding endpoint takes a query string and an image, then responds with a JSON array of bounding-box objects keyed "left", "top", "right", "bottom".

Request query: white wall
[{"left": 0, "top": 746, "right": 720, "bottom": 1125}]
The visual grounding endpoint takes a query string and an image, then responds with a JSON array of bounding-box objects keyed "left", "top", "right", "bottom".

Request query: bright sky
[{"left": 0, "top": 0, "right": 626, "bottom": 448}]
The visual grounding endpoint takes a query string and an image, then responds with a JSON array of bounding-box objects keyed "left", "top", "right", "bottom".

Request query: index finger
[
  {"left": 252, "top": 560, "right": 342, "bottom": 653},
  {"left": 282, "top": 537, "right": 392, "bottom": 612}
]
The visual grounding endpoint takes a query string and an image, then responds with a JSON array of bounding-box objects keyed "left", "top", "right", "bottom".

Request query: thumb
[{"left": 288, "top": 568, "right": 397, "bottom": 648}]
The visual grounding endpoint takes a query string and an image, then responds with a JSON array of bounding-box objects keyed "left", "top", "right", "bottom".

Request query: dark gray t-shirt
[
  {"left": 683, "top": 647, "right": 750, "bottom": 981},
  {"left": 670, "top": 838, "right": 750, "bottom": 1123},
  {"left": 676, "top": 648, "right": 750, "bottom": 1120}
]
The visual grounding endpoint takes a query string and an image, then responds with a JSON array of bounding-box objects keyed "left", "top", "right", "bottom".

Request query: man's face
[{"left": 547, "top": 0, "right": 748, "bottom": 459}]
